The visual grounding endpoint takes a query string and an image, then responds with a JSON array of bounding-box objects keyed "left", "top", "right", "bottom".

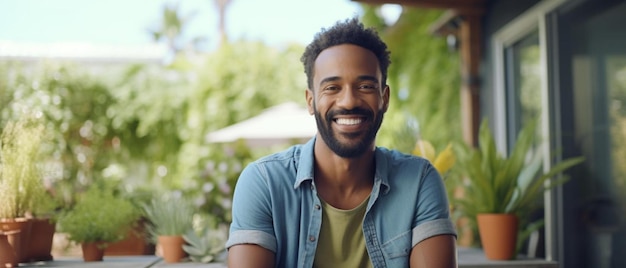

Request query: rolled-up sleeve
[
  {"left": 226, "top": 162, "right": 277, "bottom": 252},
  {"left": 412, "top": 163, "right": 457, "bottom": 246}
]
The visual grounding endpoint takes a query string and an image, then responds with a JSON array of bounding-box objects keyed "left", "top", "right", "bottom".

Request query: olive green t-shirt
[{"left": 313, "top": 197, "right": 373, "bottom": 268}]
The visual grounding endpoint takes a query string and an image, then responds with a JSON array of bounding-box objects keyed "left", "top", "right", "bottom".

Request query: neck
[{"left": 313, "top": 137, "right": 375, "bottom": 209}]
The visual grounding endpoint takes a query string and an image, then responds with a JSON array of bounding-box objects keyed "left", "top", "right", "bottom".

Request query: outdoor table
[
  {"left": 19, "top": 256, "right": 227, "bottom": 268},
  {"left": 20, "top": 247, "right": 557, "bottom": 267},
  {"left": 458, "top": 247, "right": 558, "bottom": 268}
]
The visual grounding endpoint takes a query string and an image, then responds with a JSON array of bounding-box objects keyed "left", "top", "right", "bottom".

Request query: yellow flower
[
  {"left": 412, "top": 140, "right": 435, "bottom": 161},
  {"left": 433, "top": 144, "right": 455, "bottom": 174},
  {"left": 412, "top": 140, "right": 456, "bottom": 175}
]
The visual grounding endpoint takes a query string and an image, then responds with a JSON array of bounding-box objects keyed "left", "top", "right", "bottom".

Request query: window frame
[{"left": 491, "top": 0, "right": 570, "bottom": 261}]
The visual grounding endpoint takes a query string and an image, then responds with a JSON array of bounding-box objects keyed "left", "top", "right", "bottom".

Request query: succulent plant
[{"left": 182, "top": 226, "right": 226, "bottom": 263}]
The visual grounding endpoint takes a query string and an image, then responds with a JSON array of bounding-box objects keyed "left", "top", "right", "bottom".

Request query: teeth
[{"left": 336, "top": 118, "right": 363, "bottom": 125}]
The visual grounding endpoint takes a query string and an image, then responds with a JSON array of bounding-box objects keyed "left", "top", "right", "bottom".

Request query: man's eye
[
  {"left": 324, "top": 86, "right": 340, "bottom": 91},
  {"left": 359, "top": 84, "right": 378, "bottom": 90}
]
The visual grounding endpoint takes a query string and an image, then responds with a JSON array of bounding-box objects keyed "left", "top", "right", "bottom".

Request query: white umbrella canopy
[{"left": 205, "top": 102, "right": 318, "bottom": 148}]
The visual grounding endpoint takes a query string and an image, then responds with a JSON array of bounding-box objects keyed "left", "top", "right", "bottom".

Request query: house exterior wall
[
  {"left": 479, "top": 0, "right": 540, "bottom": 123},
  {"left": 478, "top": 0, "right": 626, "bottom": 267}
]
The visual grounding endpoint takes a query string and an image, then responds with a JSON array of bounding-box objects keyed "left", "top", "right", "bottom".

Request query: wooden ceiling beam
[
  {"left": 428, "top": 10, "right": 460, "bottom": 36},
  {"left": 354, "top": 0, "right": 486, "bottom": 146}
]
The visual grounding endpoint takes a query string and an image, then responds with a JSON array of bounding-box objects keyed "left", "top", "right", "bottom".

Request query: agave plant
[
  {"left": 142, "top": 194, "right": 195, "bottom": 240},
  {"left": 182, "top": 226, "right": 226, "bottom": 263},
  {"left": 454, "top": 118, "right": 584, "bottom": 221}
]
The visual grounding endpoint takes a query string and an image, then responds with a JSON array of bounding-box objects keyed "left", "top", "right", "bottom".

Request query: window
[{"left": 504, "top": 30, "right": 542, "bottom": 150}]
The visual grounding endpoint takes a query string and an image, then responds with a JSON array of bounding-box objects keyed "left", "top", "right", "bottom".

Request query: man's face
[{"left": 306, "top": 44, "right": 389, "bottom": 158}]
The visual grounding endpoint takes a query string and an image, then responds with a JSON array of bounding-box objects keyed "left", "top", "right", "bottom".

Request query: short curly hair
[{"left": 301, "top": 17, "right": 391, "bottom": 89}]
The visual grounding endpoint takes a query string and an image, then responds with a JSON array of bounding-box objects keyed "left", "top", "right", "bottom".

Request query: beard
[{"left": 313, "top": 104, "right": 384, "bottom": 158}]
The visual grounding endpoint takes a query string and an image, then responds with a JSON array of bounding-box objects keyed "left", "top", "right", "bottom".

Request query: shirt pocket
[{"left": 381, "top": 230, "right": 412, "bottom": 259}]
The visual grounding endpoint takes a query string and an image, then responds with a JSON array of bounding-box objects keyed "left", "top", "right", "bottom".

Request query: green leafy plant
[
  {"left": 455, "top": 119, "right": 584, "bottom": 217},
  {"left": 0, "top": 114, "right": 53, "bottom": 219},
  {"left": 57, "top": 185, "right": 141, "bottom": 245},
  {"left": 142, "top": 194, "right": 195, "bottom": 241},
  {"left": 454, "top": 118, "right": 584, "bottom": 249},
  {"left": 182, "top": 226, "right": 226, "bottom": 263}
]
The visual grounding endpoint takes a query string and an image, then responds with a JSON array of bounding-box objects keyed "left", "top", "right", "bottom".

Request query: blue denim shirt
[{"left": 226, "top": 137, "right": 456, "bottom": 268}]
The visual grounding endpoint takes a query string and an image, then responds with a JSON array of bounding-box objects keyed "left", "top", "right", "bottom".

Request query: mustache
[{"left": 326, "top": 107, "right": 373, "bottom": 120}]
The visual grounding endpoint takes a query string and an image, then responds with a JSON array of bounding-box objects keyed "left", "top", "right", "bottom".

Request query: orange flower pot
[
  {"left": 157, "top": 235, "right": 186, "bottom": 263},
  {"left": 477, "top": 213, "right": 518, "bottom": 260},
  {"left": 25, "top": 218, "right": 56, "bottom": 262},
  {"left": 81, "top": 242, "right": 106, "bottom": 262},
  {"left": 0, "top": 218, "right": 32, "bottom": 263},
  {"left": 0, "top": 230, "right": 20, "bottom": 268}
]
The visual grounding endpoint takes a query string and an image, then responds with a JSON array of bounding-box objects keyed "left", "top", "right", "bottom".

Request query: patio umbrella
[{"left": 205, "top": 102, "right": 317, "bottom": 148}]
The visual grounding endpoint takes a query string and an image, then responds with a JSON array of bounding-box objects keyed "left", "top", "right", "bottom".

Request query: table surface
[
  {"left": 457, "top": 247, "right": 558, "bottom": 268},
  {"left": 19, "top": 247, "right": 557, "bottom": 268},
  {"left": 19, "top": 256, "right": 226, "bottom": 267}
]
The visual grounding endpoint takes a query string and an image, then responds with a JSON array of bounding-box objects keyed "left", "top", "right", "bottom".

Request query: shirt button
[
  {"left": 309, "top": 236, "right": 316, "bottom": 242},
  {"left": 314, "top": 204, "right": 320, "bottom": 210}
]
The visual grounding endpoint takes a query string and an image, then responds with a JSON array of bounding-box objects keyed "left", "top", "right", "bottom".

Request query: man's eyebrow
[
  {"left": 357, "top": 75, "right": 379, "bottom": 83},
  {"left": 319, "top": 75, "right": 379, "bottom": 87},
  {"left": 319, "top": 76, "right": 340, "bottom": 87}
]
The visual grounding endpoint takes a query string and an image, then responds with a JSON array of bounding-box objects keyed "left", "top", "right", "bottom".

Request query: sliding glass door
[{"left": 555, "top": 1, "right": 626, "bottom": 267}]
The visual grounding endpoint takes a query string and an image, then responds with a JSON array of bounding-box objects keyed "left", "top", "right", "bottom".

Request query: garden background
[{"left": 0, "top": 0, "right": 463, "bottom": 256}]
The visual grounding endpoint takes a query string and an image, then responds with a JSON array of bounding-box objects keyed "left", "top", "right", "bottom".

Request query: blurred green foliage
[
  {"left": 363, "top": 7, "right": 462, "bottom": 152},
  {"left": 0, "top": 7, "right": 461, "bottom": 231},
  {"left": 362, "top": 7, "right": 463, "bottom": 228},
  {"left": 57, "top": 182, "right": 141, "bottom": 244},
  {"left": 0, "top": 41, "right": 306, "bottom": 228}
]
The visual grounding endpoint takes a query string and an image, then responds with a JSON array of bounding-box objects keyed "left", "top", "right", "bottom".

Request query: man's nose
[{"left": 336, "top": 87, "right": 359, "bottom": 109}]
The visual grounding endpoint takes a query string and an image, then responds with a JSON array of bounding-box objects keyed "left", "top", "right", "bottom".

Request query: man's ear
[
  {"left": 382, "top": 85, "right": 390, "bottom": 113},
  {"left": 306, "top": 89, "right": 314, "bottom": 115}
]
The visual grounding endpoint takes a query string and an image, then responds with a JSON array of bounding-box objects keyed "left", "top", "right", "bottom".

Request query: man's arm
[
  {"left": 410, "top": 234, "right": 457, "bottom": 268},
  {"left": 228, "top": 244, "right": 275, "bottom": 268}
]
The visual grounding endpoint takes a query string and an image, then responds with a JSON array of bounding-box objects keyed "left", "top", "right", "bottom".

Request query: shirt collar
[
  {"left": 374, "top": 148, "right": 391, "bottom": 195},
  {"left": 293, "top": 136, "right": 390, "bottom": 195},
  {"left": 293, "top": 137, "right": 316, "bottom": 189}
]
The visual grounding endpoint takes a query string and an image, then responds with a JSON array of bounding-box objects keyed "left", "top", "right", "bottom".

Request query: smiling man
[{"left": 226, "top": 17, "right": 457, "bottom": 268}]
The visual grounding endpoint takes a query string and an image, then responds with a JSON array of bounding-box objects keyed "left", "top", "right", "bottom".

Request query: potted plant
[
  {"left": 0, "top": 114, "right": 52, "bottom": 263},
  {"left": 182, "top": 213, "right": 227, "bottom": 264},
  {"left": 454, "top": 119, "right": 585, "bottom": 260},
  {"left": 57, "top": 184, "right": 141, "bottom": 261},
  {"left": 24, "top": 194, "right": 59, "bottom": 263},
  {"left": 0, "top": 229, "right": 20, "bottom": 267},
  {"left": 183, "top": 226, "right": 227, "bottom": 264},
  {"left": 143, "top": 194, "right": 195, "bottom": 263},
  {"left": 104, "top": 188, "right": 155, "bottom": 256}
]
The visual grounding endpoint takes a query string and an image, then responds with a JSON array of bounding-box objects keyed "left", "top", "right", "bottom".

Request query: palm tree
[
  {"left": 213, "top": 0, "right": 232, "bottom": 46},
  {"left": 148, "top": 2, "right": 198, "bottom": 56}
]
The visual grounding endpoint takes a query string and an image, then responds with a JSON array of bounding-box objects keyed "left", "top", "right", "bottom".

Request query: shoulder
[
  {"left": 376, "top": 147, "right": 432, "bottom": 170},
  {"left": 374, "top": 147, "right": 440, "bottom": 189},
  {"left": 254, "top": 144, "right": 304, "bottom": 165},
  {"left": 238, "top": 144, "right": 307, "bottom": 186}
]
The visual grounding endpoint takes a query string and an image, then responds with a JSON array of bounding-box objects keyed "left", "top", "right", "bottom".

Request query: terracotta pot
[
  {"left": 81, "top": 242, "right": 106, "bottom": 262},
  {"left": 105, "top": 219, "right": 155, "bottom": 256},
  {"left": 0, "top": 230, "right": 20, "bottom": 268},
  {"left": 157, "top": 235, "right": 186, "bottom": 263},
  {"left": 25, "top": 218, "right": 56, "bottom": 262},
  {"left": 477, "top": 213, "right": 519, "bottom": 260},
  {"left": 0, "top": 218, "right": 32, "bottom": 263}
]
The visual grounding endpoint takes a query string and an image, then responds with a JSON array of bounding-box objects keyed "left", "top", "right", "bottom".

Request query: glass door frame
[{"left": 491, "top": 0, "right": 569, "bottom": 261}]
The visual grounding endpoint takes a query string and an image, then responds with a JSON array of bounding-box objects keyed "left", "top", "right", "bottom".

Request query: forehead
[{"left": 313, "top": 44, "right": 381, "bottom": 85}]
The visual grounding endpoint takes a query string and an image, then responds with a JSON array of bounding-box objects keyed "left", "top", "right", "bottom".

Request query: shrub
[{"left": 58, "top": 185, "right": 141, "bottom": 244}]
